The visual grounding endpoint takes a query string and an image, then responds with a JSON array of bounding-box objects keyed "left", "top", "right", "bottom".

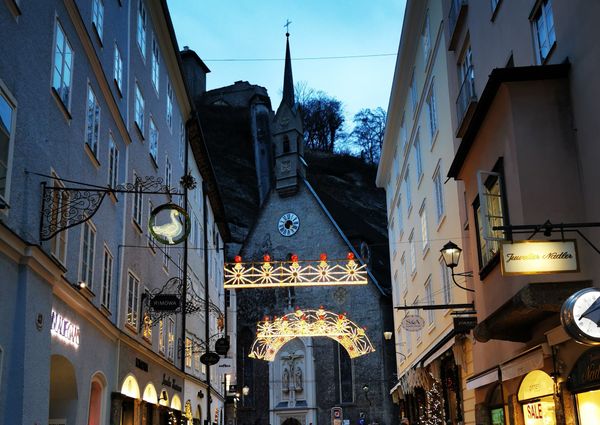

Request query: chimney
[{"left": 180, "top": 47, "right": 211, "bottom": 99}]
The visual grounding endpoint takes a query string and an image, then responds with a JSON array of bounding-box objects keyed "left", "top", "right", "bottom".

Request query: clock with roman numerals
[{"left": 278, "top": 212, "right": 300, "bottom": 237}]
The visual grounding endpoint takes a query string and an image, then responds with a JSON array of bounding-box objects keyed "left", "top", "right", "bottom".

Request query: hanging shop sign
[
  {"left": 454, "top": 316, "right": 478, "bottom": 334},
  {"left": 215, "top": 337, "right": 230, "bottom": 356},
  {"left": 50, "top": 309, "right": 80, "bottom": 348},
  {"left": 201, "top": 351, "right": 220, "bottom": 366},
  {"left": 148, "top": 203, "right": 190, "bottom": 246},
  {"left": 150, "top": 294, "right": 180, "bottom": 311},
  {"left": 402, "top": 314, "right": 426, "bottom": 332},
  {"left": 500, "top": 240, "right": 579, "bottom": 276},
  {"left": 567, "top": 347, "right": 600, "bottom": 393}
]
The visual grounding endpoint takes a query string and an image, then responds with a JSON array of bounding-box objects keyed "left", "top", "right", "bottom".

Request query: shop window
[
  {"left": 487, "top": 384, "right": 505, "bottom": 425},
  {"left": 517, "top": 370, "right": 556, "bottom": 425}
]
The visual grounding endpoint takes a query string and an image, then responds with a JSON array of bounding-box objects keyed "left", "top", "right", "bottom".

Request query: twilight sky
[{"left": 167, "top": 0, "right": 406, "bottom": 123}]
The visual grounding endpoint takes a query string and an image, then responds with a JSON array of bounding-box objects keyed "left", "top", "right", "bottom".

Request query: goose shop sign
[
  {"left": 500, "top": 240, "right": 579, "bottom": 276},
  {"left": 149, "top": 203, "right": 190, "bottom": 245}
]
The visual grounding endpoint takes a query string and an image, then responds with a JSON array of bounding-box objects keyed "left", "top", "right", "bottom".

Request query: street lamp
[
  {"left": 242, "top": 385, "right": 250, "bottom": 396},
  {"left": 440, "top": 241, "right": 474, "bottom": 292},
  {"left": 383, "top": 331, "right": 407, "bottom": 360}
]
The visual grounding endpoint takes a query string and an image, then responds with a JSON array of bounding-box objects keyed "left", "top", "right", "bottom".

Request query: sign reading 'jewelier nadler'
[{"left": 500, "top": 240, "right": 579, "bottom": 276}]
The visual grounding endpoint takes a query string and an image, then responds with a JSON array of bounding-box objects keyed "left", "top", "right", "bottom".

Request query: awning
[
  {"left": 423, "top": 338, "right": 456, "bottom": 367},
  {"left": 466, "top": 367, "right": 499, "bottom": 390},
  {"left": 474, "top": 281, "right": 591, "bottom": 343},
  {"left": 500, "top": 344, "right": 547, "bottom": 381}
]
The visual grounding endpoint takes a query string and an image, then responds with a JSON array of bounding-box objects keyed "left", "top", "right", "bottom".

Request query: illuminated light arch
[
  {"left": 171, "top": 394, "right": 182, "bottom": 411},
  {"left": 248, "top": 308, "right": 375, "bottom": 361},
  {"left": 121, "top": 374, "right": 140, "bottom": 399},
  {"left": 142, "top": 382, "right": 158, "bottom": 405}
]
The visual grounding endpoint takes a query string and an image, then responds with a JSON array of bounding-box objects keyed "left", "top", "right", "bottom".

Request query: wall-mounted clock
[
  {"left": 278, "top": 212, "right": 300, "bottom": 237},
  {"left": 561, "top": 287, "right": 600, "bottom": 346}
]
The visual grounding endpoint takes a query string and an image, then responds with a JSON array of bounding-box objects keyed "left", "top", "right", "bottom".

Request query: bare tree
[{"left": 349, "top": 107, "right": 387, "bottom": 165}]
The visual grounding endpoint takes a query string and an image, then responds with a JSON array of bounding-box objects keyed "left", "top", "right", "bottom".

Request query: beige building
[
  {"left": 376, "top": 0, "right": 475, "bottom": 423},
  {"left": 443, "top": 0, "right": 600, "bottom": 425}
]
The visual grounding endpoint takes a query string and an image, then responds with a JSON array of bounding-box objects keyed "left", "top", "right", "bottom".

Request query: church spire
[{"left": 282, "top": 29, "right": 295, "bottom": 107}]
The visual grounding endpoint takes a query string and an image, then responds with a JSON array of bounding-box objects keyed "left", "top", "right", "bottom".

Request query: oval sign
[
  {"left": 148, "top": 203, "right": 191, "bottom": 245},
  {"left": 215, "top": 337, "right": 230, "bottom": 356},
  {"left": 201, "top": 351, "right": 220, "bottom": 366},
  {"left": 402, "top": 314, "right": 426, "bottom": 332}
]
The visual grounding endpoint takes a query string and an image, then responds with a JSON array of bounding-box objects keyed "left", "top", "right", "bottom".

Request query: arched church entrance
[
  {"left": 49, "top": 354, "right": 78, "bottom": 425},
  {"left": 282, "top": 418, "right": 302, "bottom": 425}
]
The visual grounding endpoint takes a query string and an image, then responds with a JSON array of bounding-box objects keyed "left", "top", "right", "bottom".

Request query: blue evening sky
[{"left": 167, "top": 0, "right": 406, "bottom": 124}]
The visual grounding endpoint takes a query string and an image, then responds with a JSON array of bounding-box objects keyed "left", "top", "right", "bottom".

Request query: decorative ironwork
[
  {"left": 180, "top": 173, "right": 197, "bottom": 190},
  {"left": 39, "top": 174, "right": 180, "bottom": 241},
  {"left": 249, "top": 308, "right": 375, "bottom": 361},
  {"left": 143, "top": 277, "right": 224, "bottom": 323},
  {"left": 224, "top": 255, "right": 368, "bottom": 289}
]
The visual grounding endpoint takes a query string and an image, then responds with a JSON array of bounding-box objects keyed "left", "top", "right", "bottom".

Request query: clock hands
[{"left": 579, "top": 296, "right": 600, "bottom": 326}]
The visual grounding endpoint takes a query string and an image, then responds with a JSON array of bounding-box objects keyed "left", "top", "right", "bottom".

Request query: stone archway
[{"left": 281, "top": 418, "right": 302, "bottom": 425}]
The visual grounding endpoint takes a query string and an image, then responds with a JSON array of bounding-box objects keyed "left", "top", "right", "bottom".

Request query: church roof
[{"left": 281, "top": 34, "right": 295, "bottom": 109}]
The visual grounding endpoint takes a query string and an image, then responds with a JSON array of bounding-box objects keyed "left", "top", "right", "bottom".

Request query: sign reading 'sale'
[{"left": 500, "top": 240, "right": 579, "bottom": 275}]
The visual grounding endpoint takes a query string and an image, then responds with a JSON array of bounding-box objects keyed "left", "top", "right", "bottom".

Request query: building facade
[
  {"left": 0, "top": 1, "right": 232, "bottom": 425},
  {"left": 443, "top": 1, "right": 600, "bottom": 425},
  {"left": 376, "top": 0, "right": 476, "bottom": 423}
]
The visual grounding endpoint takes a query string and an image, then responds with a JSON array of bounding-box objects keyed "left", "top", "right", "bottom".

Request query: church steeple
[{"left": 282, "top": 32, "right": 295, "bottom": 107}]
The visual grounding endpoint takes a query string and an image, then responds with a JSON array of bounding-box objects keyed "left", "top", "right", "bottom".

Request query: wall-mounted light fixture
[
  {"left": 383, "top": 331, "right": 407, "bottom": 360},
  {"left": 440, "top": 241, "right": 474, "bottom": 292}
]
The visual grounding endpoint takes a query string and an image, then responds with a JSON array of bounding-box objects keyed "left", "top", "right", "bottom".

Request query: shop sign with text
[
  {"left": 402, "top": 314, "right": 425, "bottom": 332},
  {"left": 500, "top": 240, "right": 579, "bottom": 276},
  {"left": 51, "top": 309, "right": 80, "bottom": 348}
]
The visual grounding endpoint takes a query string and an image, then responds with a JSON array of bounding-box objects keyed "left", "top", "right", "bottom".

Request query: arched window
[
  {"left": 337, "top": 343, "right": 353, "bottom": 403},
  {"left": 87, "top": 377, "right": 104, "bottom": 425}
]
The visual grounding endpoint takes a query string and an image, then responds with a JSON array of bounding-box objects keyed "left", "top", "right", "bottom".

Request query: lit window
[
  {"left": 134, "top": 84, "right": 144, "bottom": 133},
  {"left": 132, "top": 173, "right": 143, "bottom": 225},
  {"left": 422, "top": 11, "right": 431, "bottom": 64},
  {"left": 193, "top": 343, "right": 200, "bottom": 371},
  {"left": 92, "top": 0, "right": 104, "bottom": 40},
  {"left": 0, "top": 89, "right": 15, "bottom": 202},
  {"left": 166, "top": 81, "right": 173, "bottom": 130},
  {"left": 149, "top": 118, "right": 158, "bottom": 163},
  {"left": 126, "top": 272, "right": 140, "bottom": 327},
  {"left": 137, "top": 0, "right": 147, "bottom": 58},
  {"left": 108, "top": 134, "right": 118, "bottom": 188},
  {"left": 158, "top": 319, "right": 165, "bottom": 353},
  {"left": 52, "top": 21, "right": 74, "bottom": 108},
  {"left": 440, "top": 257, "right": 452, "bottom": 304},
  {"left": 533, "top": 0, "right": 556, "bottom": 62},
  {"left": 151, "top": 37, "right": 160, "bottom": 93},
  {"left": 142, "top": 292, "right": 152, "bottom": 341},
  {"left": 414, "top": 132, "right": 423, "bottom": 180},
  {"left": 426, "top": 80, "right": 438, "bottom": 139},
  {"left": 85, "top": 85, "right": 101, "bottom": 157},
  {"left": 113, "top": 45, "right": 123, "bottom": 92},
  {"left": 474, "top": 169, "right": 507, "bottom": 269},
  {"left": 410, "top": 71, "right": 417, "bottom": 114},
  {"left": 50, "top": 175, "right": 68, "bottom": 264},
  {"left": 80, "top": 221, "right": 96, "bottom": 288},
  {"left": 101, "top": 247, "right": 113, "bottom": 309},
  {"left": 167, "top": 318, "right": 175, "bottom": 360},
  {"left": 420, "top": 204, "right": 429, "bottom": 251},
  {"left": 433, "top": 166, "right": 445, "bottom": 222},
  {"left": 425, "top": 277, "right": 434, "bottom": 324},
  {"left": 185, "top": 337, "right": 192, "bottom": 368}
]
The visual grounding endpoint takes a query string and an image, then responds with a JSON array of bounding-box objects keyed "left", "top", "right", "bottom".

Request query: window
[
  {"left": 163, "top": 244, "right": 170, "bottom": 270},
  {"left": 337, "top": 343, "right": 353, "bottom": 403},
  {"left": 91, "top": 0, "right": 104, "bottom": 40},
  {"left": 410, "top": 71, "right": 417, "bottom": 114},
  {"left": 113, "top": 45, "right": 123, "bottom": 93},
  {"left": 533, "top": 0, "right": 556, "bottom": 62},
  {"left": 193, "top": 342, "right": 200, "bottom": 371},
  {"left": 415, "top": 296, "right": 422, "bottom": 342},
  {"left": 148, "top": 200, "right": 156, "bottom": 251},
  {"left": 404, "top": 326, "right": 412, "bottom": 355},
  {"left": 0, "top": 88, "right": 15, "bottom": 202},
  {"left": 426, "top": 80, "right": 438, "bottom": 139},
  {"left": 101, "top": 247, "right": 112, "bottom": 309},
  {"left": 85, "top": 85, "right": 101, "bottom": 157},
  {"left": 134, "top": 84, "right": 144, "bottom": 134},
  {"left": 404, "top": 169, "right": 412, "bottom": 213},
  {"left": 165, "top": 156, "right": 172, "bottom": 190},
  {"left": 151, "top": 37, "right": 160, "bottom": 93},
  {"left": 457, "top": 44, "right": 475, "bottom": 124},
  {"left": 474, "top": 169, "right": 507, "bottom": 269},
  {"left": 159, "top": 319, "right": 166, "bottom": 353},
  {"left": 149, "top": 118, "right": 158, "bottom": 163},
  {"left": 185, "top": 337, "right": 192, "bottom": 368},
  {"left": 409, "top": 230, "right": 416, "bottom": 275},
  {"left": 166, "top": 81, "right": 173, "bottom": 130},
  {"left": 50, "top": 175, "right": 68, "bottom": 264},
  {"left": 400, "top": 254, "right": 407, "bottom": 295},
  {"left": 132, "top": 173, "right": 142, "bottom": 225},
  {"left": 425, "top": 277, "right": 434, "bottom": 325},
  {"left": 52, "top": 21, "right": 74, "bottom": 108},
  {"left": 400, "top": 112, "right": 407, "bottom": 152},
  {"left": 422, "top": 11, "right": 431, "bottom": 64},
  {"left": 433, "top": 165, "right": 445, "bottom": 221},
  {"left": 440, "top": 257, "right": 452, "bottom": 304},
  {"left": 396, "top": 195, "right": 403, "bottom": 236},
  {"left": 414, "top": 132, "right": 423, "bottom": 180},
  {"left": 136, "top": 0, "right": 147, "bottom": 58},
  {"left": 80, "top": 221, "right": 96, "bottom": 288},
  {"left": 142, "top": 289, "right": 152, "bottom": 340},
  {"left": 126, "top": 272, "right": 140, "bottom": 328},
  {"left": 167, "top": 318, "right": 175, "bottom": 360},
  {"left": 179, "top": 121, "right": 185, "bottom": 164},
  {"left": 108, "top": 134, "right": 118, "bottom": 188},
  {"left": 491, "top": 0, "right": 501, "bottom": 13},
  {"left": 420, "top": 203, "right": 429, "bottom": 251}
]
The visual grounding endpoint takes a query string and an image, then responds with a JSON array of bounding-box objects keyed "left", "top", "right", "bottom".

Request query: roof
[{"left": 448, "top": 63, "right": 571, "bottom": 179}]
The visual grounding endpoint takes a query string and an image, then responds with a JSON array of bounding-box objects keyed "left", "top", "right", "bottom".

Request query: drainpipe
[
  {"left": 181, "top": 120, "right": 190, "bottom": 372},
  {"left": 203, "top": 180, "right": 211, "bottom": 423}
]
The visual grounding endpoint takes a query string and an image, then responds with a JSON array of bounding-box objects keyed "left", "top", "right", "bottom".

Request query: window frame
[
  {"left": 409, "top": 230, "right": 416, "bottom": 276},
  {"left": 85, "top": 84, "right": 101, "bottom": 159},
  {"left": 136, "top": 0, "right": 147, "bottom": 59},
  {"left": 420, "top": 201, "right": 429, "bottom": 252},
  {"left": 440, "top": 256, "right": 452, "bottom": 304},
  {"left": 49, "top": 172, "right": 68, "bottom": 265},
  {"left": 425, "top": 276, "right": 435, "bottom": 325},
  {"left": 79, "top": 220, "right": 96, "bottom": 289},
  {"left": 52, "top": 19, "right": 74, "bottom": 112},
  {"left": 132, "top": 172, "right": 143, "bottom": 227},
  {"left": 91, "top": 0, "right": 104, "bottom": 42},
  {"left": 134, "top": 83, "right": 145, "bottom": 136},
  {"left": 0, "top": 84, "right": 17, "bottom": 205},
  {"left": 166, "top": 81, "right": 174, "bottom": 131},
  {"left": 108, "top": 133, "right": 119, "bottom": 188},
  {"left": 433, "top": 163, "right": 445, "bottom": 223},
  {"left": 426, "top": 79, "right": 438, "bottom": 141},
  {"left": 414, "top": 130, "right": 423, "bottom": 181},
  {"left": 149, "top": 117, "right": 158, "bottom": 165},
  {"left": 113, "top": 44, "right": 123, "bottom": 95},
  {"left": 531, "top": 0, "right": 556, "bottom": 63},
  {"left": 101, "top": 245, "right": 113, "bottom": 309},
  {"left": 409, "top": 71, "right": 418, "bottom": 115},
  {"left": 167, "top": 317, "right": 175, "bottom": 361},
  {"left": 126, "top": 271, "right": 140, "bottom": 329},
  {"left": 151, "top": 36, "right": 160, "bottom": 95},
  {"left": 422, "top": 10, "right": 431, "bottom": 66}
]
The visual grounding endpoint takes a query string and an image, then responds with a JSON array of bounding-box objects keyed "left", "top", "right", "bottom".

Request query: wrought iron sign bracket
[
  {"left": 394, "top": 302, "right": 475, "bottom": 311},
  {"left": 35, "top": 172, "right": 187, "bottom": 241}
]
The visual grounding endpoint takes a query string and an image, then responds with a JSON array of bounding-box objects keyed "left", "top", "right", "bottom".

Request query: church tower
[{"left": 272, "top": 32, "right": 306, "bottom": 197}]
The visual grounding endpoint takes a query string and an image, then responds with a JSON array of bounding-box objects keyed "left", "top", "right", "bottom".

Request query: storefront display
[
  {"left": 567, "top": 347, "right": 600, "bottom": 425},
  {"left": 517, "top": 370, "right": 556, "bottom": 425}
]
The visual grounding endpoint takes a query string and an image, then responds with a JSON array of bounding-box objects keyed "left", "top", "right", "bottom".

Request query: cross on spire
[{"left": 284, "top": 19, "right": 292, "bottom": 36}]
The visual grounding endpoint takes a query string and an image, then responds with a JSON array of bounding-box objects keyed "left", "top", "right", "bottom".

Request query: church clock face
[{"left": 278, "top": 213, "right": 300, "bottom": 237}]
